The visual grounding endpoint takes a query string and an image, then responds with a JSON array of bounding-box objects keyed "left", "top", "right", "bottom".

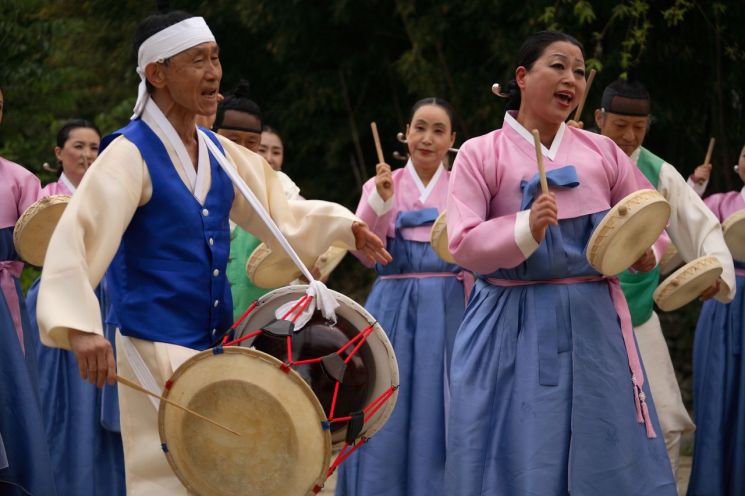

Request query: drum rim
[
  {"left": 232, "top": 285, "right": 399, "bottom": 449},
  {"left": 246, "top": 242, "right": 302, "bottom": 288},
  {"left": 158, "top": 346, "right": 331, "bottom": 496},
  {"left": 13, "top": 195, "right": 71, "bottom": 267},
  {"left": 722, "top": 210, "right": 745, "bottom": 261},
  {"left": 430, "top": 210, "right": 456, "bottom": 264},
  {"left": 586, "top": 189, "right": 670, "bottom": 276},
  {"left": 653, "top": 255, "right": 722, "bottom": 311}
]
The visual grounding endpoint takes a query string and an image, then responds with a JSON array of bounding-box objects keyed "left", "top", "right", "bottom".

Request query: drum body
[
  {"left": 232, "top": 285, "right": 399, "bottom": 450},
  {"left": 653, "top": 255, "right": 722, "bottom": 311},
  {"left": 158, "top": 347, "right": 331, "bottom": 496},
  {"left": 723, "top": 210, "right": 745, "bottom": 262},
  {"left": 586, "top": 189, "right": 670, "bottom": 276},
  {"left": 13, "top": 195, "right": 70, "bottom": 266},
  {"left": 247, "top": 244, "right": 347, "bottom": 288},
  {"left": 430, "top": 210, "right": 455, "bottom": 264}
]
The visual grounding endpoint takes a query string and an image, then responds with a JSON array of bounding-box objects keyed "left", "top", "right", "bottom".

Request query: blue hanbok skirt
[
  {"left": 26, "top": 276, "right": 125, "bottom": 496},
  {"left": 687, "top": 265, "right": 745, "bottom": 496},
  {"left": 0, "top": 228, "right": 57, "bottom": 495},
  {"left": 337, "top": 209, "right": 465, "bottom": 496},
  {"left": 445, "top": 214, "right": 676, "bottom": 496}
]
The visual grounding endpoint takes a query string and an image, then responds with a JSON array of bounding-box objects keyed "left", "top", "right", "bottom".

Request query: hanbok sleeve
[
  {"left": 220, "top": 137, "right": 358, "bottom": 261},
  {"left": 37, "top": 137, "right": 146, "bottom": 349},
  {"left": 687, "top": 175, "right": 708, "bottom": 197},
  {"left": 16, "top": 168, "right": 42, "bottom": 214},
  {"left": 659, "top": 163, "right": 735, "bottom": 301},
  {"left": 447, "top": 139, "right": 538, "bottom": 273}
]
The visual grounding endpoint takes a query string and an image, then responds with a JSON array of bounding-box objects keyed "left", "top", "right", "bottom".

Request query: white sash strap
[{"left": 120, "top": 333, "right": 160, "bottom": 410}]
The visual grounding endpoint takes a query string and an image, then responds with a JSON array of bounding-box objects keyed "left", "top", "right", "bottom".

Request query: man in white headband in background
[{"left": 36, "top": 10, "right": 391, "bottom": 494}]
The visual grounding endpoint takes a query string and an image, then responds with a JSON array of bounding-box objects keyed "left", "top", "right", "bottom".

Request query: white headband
[{"left": 131, "top": 16, "right": 216, "bottom": 119}]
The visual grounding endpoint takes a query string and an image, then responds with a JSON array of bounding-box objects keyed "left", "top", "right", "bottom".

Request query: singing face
[
  {"left": 258, "top": 131, "right": 284, "bottom": 171},
  {"left": 216, "top": 110, "right": 262, "bottom": 152},
  {"left": 157, "top": 41, "right": 222, "bottom": 117},
  {"left": 55, "top": 127, "right": 100, "bottom": 186},
  {"left": 405, "top": 104, "right": 455, "bottom": 172},
  {"left": 517, "top": 41, "right": 587, "bottom": 127},
  {"left": 595, "top": 111, "right": 650, "bottom": 157}
]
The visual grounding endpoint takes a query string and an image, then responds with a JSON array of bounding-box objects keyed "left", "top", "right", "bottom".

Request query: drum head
[
  {"left": 723, "top": 210, "right": 745, "bottom": 262},
  {"left": 430, "top": 210, "right": 455, "bottom": 264},
  {"left": 586, "top": 189, "right": 670, "bottom": 276},
  {"left": 13, "top": 195, "right": 70, "bottom": 267},
  {"left": 158, "top": 347, "right": 331, "bottom": 496},
  {"left": 653, "top": 255, "right": 722, "bottom": 312},
  {"left": 232, "top": 285, "right": 399, "bottom": 450}
]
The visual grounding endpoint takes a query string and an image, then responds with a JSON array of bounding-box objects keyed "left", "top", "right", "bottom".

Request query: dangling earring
[{"left": 734, "top": 164, "right": 740, "bottom": 173}]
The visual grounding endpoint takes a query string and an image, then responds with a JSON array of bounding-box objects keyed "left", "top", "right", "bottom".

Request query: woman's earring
[{"left": 734, "top": 164, "right": 739, "bottom": 173}]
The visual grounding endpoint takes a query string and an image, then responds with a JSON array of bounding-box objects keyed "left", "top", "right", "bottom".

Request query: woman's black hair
[
  {"left": 261, "top": 125, "right": 283, "bottom": 143},
  {"left": 505, "top": 31, "right": 585, "bottom": 111},
  {"left": 213, "top": 79, "right": 263, "bottom": 131},
  {"left": 408, "top": 97, "right": 456, "bottom": 131},
  {"left": 132, "top": 10, "right": 194, "bottom": 93},
  {"left": 53, "top": 119, "right": 100, "bottom": 176}
]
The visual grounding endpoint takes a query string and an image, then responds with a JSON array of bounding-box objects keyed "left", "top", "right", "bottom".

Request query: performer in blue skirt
[
  {"left": 337, "top": 98, "right": 466, "bottom": 496},
  {"left": 688, "top": 143, "right": 745, "bottom": 496},
  {"left": 444, "top": 31, "right": 677, "bottom": 495},
  {"left": 26, "top": 119, "right": 125, "bottom": 495}
]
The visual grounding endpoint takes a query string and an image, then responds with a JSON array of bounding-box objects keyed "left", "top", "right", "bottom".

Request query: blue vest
[{"left": 104, "top": 120, "right": 234, "bottom": 350}]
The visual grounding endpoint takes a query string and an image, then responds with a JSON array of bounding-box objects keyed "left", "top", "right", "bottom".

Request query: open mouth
[
  {"left": 202, "top": 88, "right": 218, "bottom": 99},
  {"left": 555, "top": 91, "right": 573, "bottom": 106}
]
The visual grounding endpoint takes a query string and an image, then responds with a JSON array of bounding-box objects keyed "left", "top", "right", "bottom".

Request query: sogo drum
[{"left": 13, "top": 195, "right": 70, "bottom": 267}]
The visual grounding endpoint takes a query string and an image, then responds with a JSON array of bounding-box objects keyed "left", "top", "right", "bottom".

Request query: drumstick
[
  {"left": 370, "top": 122, "right": 391, "bottom": 189},
  {"left": 531, "top": 129, "right": 549, "bottom": 194},
  {"left": 699, "top": 137, "right": 716, "bottom": 184},
  {"left": 116, "top": 375, "right": 240, "bottom": 436},
  {"left": 572, "top": 68, "right": 596, "bottom": 122}
]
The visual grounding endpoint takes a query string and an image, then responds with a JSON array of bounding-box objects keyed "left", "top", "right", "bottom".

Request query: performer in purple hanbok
[
  {"left": 337, "top": 98, "right": 465, "bottom": 496},
  {"left": 26, "top": 119, "right": 125, "bottom": 495},
  {"left": 444, "top": 31, "right": 676, "bottom": 495},
  {"left": 688, "top": 143, "right": 745, "bottom": 496},
  {"left": 0, "top": 85, "right": 58, "bottom": 495}
]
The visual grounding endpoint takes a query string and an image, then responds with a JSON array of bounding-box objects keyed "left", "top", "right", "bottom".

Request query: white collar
[
  {"left": 59, "top": 173, "right": 76, "bottom": 194},
  {"left": 503, "top": 111, "right": 566, "bottom": 161},
  {"left": 406, "top": 159, "right": 443, "bottom": 203},
  {"left": 630, "top": 147, "right": 642, "bottom": 163},
  {"left": 142, "top": 99, "right": 209, "bottom": 201},
  {"left": 740, "top": 185, "right": 745, "bottom": 203}
]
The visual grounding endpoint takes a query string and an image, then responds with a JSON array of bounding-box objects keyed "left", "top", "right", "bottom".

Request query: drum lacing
[{"left": 222, "top": 293, "right": 399, "bottom": 482}]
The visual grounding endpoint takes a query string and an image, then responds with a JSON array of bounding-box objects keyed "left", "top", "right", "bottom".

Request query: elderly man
[
  {"left": 594, "top": 77, "right": 735, "bottom": 485},
  {"left": 37, "top": 10, "right": 390, "bottom": 494}
]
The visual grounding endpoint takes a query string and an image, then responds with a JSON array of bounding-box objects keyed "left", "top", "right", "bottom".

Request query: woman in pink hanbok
[{"left": 444, "top": 31, "right": 676, "bottom": 495}]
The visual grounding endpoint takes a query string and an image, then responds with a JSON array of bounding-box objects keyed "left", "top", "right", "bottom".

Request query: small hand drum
[
  {"left": 653, "top": 255, "right": 722, "bottom": 311},
  {"left": 158, "top": 347, "right": 331, "bottom": 496},
  {"left": 722, "top": 210, "right": 745, "bottom": 262},
  {"left": 230, "top": 285, "right": 399, "bottom": 451},
  {"left": 430, "top": 210, "right": 455, "bottom": 264},
  {"left": 13, "top": 195, "right": 70, "bottom": 266},
  {"left": 247, "top": 244, "right": 347, "bottom": 288},
  {"left": 586, "top": 189, "right": 670, "bottom": 276}
]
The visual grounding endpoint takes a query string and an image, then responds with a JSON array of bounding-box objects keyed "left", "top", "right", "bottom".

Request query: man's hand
[
  {"left": 529, "top": 193, "right": 558, "bottom": 243},
  {"left": 375, "top": 163, "right": 394, "bottom": 201},
  {"left": 699, "top": 277, "right": 722, "bottom": 301},
  {"left": 631, "top": 248, "right": 656, "bottom": 273},
  {"left": 352, "top": 222, "right": 392, "bottom": 265},
  {"left": 68, "top": 329, "right": 116, "bottom": 388}
]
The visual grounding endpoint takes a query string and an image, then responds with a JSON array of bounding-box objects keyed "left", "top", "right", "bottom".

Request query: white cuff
[
  {"left": 687, "top": 176, "right": 708, "bottom": 197},
  {"left": 367, "top": 189, "right": 394, "bottom": 216},
  {"left": 515, "top": 210, "right": 540, "bottom": 258}
]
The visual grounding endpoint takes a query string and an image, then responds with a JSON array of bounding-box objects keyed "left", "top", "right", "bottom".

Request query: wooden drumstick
[
  {"left": 116, "top": 375, "right": 240, "bottom": 436},
  {"left": 698, "top": 137, "right": 716, "bottom": 184},
  {"left": 531, "top": 129, "right": 549, "bottom": 194},
  {"left": 370, "top": 122, "right": 391, "bottom": 189},
  {"left": 572, "top": 68, "right": 597, "bottom": 122}
]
